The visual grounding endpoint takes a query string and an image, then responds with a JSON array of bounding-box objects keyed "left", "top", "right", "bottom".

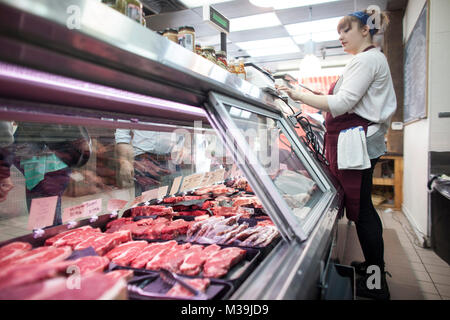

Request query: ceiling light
[
  {"left": 179, "top": 0, "right": 234, "bottom": 8},
  {"left": 230, "top": 12, "right": 281, "bottom": 32},
  {"left": 293, "top": 30, "right": 339, "bottom": 44},
  {"left": 285, "top": 17, "right": 342, "bottom": 36},
  {"left": 236, "top": 37, "right": 296, "bottom": 50},
  {"left": 299, "top": 54, "right": 322, "bottom": 78},
  {"left": 273, "top": 0, "right": 340, "bottom": 10},
  {"left": 246, "top": 44, "right": 300, "bottom": 57}
]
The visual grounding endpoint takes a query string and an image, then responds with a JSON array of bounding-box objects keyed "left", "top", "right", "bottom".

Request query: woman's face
[{"left": 338, "top": 21, "right": 369, "bottom": 55}]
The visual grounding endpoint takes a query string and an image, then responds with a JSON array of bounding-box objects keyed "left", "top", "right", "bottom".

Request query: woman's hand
[{"left": 275, "top": 84, "right": 303, "bottom": 102}]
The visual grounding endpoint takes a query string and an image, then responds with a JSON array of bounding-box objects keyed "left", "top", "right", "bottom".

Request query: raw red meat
[
  {"left": 130, "top": 205, "right": 174, "bottom": 218},
  {"left": 130, "top": 241, "right": 177, "bottom": 269},
  {"left": 156, "top": 243, "right": 193, "bottom": 272},
  {"left": 166, "top": 278, "right": 210, "bottom": 298},
  {"left": 232, "top": 196, "right": 262, "bottom": 208},
  {"left": 3, "top": 246, "right": 72, "bottom": 267},
  {"left": 0, "top": 241, "right": 32, "bottom": 267},
  {"left": 45, "top": 226, "right": 101, "bottom": 247},
  {"left": 211, "top": 206, "right": 251, "bottom": 218},
  {"left": 104, "top": 269, "right": 134, "bottom": 282},
  {"left": 160, "top": 219, "right": 192, "bottom": 240},
  {"left": 73, "top": 230, "right": 132, "bottom": 255},
  {"left": 163, "top": 195, "right": 207, "bottom": 203},
  {"left": 0, "top": 261, "right": 70, "bottom": 291},
  {"left": 177, "top": 210, "right": 208, "bottom": 216},
  {"left": 203, "top": 247, "right": 246, "bottom": 278},
  {"left": 105, "top": 241, "right": 148, "bottom": 266},
  {"left": 179, "top": 244, "right": 220, "bottom": 276},
  {"left": 0, "top": 273, "right": 127, "bottom": 300},
  {"left": 105, "top": 217, "right": 134, "bottom": 233},
  {"left": 68, "top": 256, "right": 110, "bottom": 275}
]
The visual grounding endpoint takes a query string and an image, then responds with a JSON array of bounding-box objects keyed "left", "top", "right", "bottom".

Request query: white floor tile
[
  {"left": 424, "top": 264, "right": 450, "bottom": 276},
  {"left": 429, "top": 273, "right": 450, "bottom": 286},
  {"left": 435, "top": 284, "right": 450, "bottom": 297},
  {"left": 422, "top": 293, "right": 442, "bottom": 300},
  {"left": 417, "top": 280, "right": 439, "bottom": 295}
]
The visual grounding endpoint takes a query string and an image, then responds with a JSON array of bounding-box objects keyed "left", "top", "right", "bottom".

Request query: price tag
[
  {"left": 141, "top": 188, "right": 159, "bottom": 203},
  {"left": 199, "top": 172, "right": 214, "bottom": 187},
  {"left": 83, "top": 199, "right": 102, "bottom": 217},
  {"left": 27, "top": 196, "right": 58, "bottom": 230},
  {"left": 107, "top": 199, "right": 128, "bottom": 212},
  {"left": 179, "top": 173, "right": 204, "bottom": 192},
  {"left": 62, "top": 204, "right": 86, "bottom": 224},
  {"left": 212, "top": 169, "right": 225, "bottom": 184},
  {"left": 169, "top": 176, "right": 182, "bottom": 195},
  {"left": 158, "top": 186, "right": 168, "bottom": 199}
]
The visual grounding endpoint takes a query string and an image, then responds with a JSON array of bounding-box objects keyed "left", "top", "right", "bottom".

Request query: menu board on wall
[{"left": 403, "top": 2, "right": 428, "bottom": 124}]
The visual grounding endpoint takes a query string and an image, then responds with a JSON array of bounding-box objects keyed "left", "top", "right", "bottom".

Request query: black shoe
[
  {"left": 356, "top": 272, "right": 391, "bottom": 300},
  {"left": 351, "top": 261, "right": 369, "bottom": 276}
]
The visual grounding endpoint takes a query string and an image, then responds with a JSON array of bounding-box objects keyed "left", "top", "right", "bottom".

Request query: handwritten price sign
[
  {"left": 62, "top": 199, "right": 102, "bottom": 223},
  {"left": 27, "top": 196, "right": 58, "bottom": 230}
]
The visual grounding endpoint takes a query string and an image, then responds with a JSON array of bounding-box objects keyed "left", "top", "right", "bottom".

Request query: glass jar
[
  {"left": 202, "top": 46, "right": 217, "bottom": 64},
  {"left": 125, "top": 0, "right": 143, "bottom": 23},
  {"left": 178, "top": 26, "right": 195, "bottom": 52},
  {"left": 163, "top": 28, "right": 179, "bottom": 43},
  {"left": 102, "top": 0, "right": 126, "bottom": 13},
  {"left": 216, "top": 51, "right": 228, "bottom": 70},
  {"left": 195, "top": 44, "right": 203, "bottom": 56}
]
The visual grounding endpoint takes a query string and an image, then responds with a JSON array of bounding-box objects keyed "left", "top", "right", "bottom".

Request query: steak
[
  {"left": 166, "top": 278, "right": 210, "bottom": 298},
  {"left": 104, "top": 269, "right": 134, "bottom": 282},
  {"left": 105, "top": 217, "right": 134, "bottom": 233},
  {"left": 0, "top": 241, "right": 32, "bottom": 267},
  {"left": 105, "top": 241, "right": 148, "bottom": 266},
  {"left": 4, "top": 246, "right": 72, "bottom": 266},
  {"left": 68, "top": 256, "right": 110, "bottom": 275},
  {"left": 130, "top": 205, "right": 174, "bottom": 218},
  {"left": 146, "top": 243, "right": 191, "bottom": 271},
  {"left": 211, "top": 206, "right": 251, "bottom": 218},
  {"left": 232, "top": 196, "right": 262, "bottom": 208},
  {"left": 178, "top": 244, "right": 220, "bottom": 276},
  {"left": 45, "top": 226, "right": 101, "bottom": 247},
  {"left": 130, "top": 241, "right": 177, "bottom": 269},
  {"left": 203, "top": 247, "right": 246, "bottom": 278},
  {"left": 73, "top": 230, "right": 132, "bottom": 255}
]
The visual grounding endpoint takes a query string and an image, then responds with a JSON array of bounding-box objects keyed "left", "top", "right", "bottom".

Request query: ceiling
[{"left": 143, "top": 0, "right": 406, "bottom": 76}]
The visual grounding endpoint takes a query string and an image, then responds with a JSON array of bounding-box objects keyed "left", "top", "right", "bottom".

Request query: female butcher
[{"left": 277, "top": 10, "right": 396, "bottom": 300}]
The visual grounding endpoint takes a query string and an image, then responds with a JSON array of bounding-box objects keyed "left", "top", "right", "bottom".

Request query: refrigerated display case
[{"left": 0, "top": 0, "right": 346, "bottom": 300}]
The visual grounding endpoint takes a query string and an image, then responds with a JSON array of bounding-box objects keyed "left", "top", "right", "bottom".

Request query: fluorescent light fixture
[
  {"left": 236, "top": 37, "right": 296, "bottom": 51},
  {"left": 285, "top": 17, "right": 342, "bottom": 36},
  {"left": 246, "top": 44, "right": 300, "bottom": 57},
  {"left": 273, "top": 0, "right": 340, "bottom": 10},
  {"left": 293, "top": 30, "right": 339, "bottom": 44},
  {"left": 179, "top": 0, "right": 234, "bottom": 8},
  {"left": 230, "top": 12, "right": 281, "bottom": 32},
  {"left": 250, "top": 0, "right": 340, "bottom": 9},
  {"left": 299, "top": 54, "right": 322, "bottom": 78}
]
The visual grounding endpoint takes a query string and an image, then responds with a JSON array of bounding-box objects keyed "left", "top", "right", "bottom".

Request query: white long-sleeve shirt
[
  {"left": 327, "top": 48, "right": 397, "bottom": 125},
  {"left": 327, "top": 47, "right": 397, "bottom": 158},
  {"left": 115, "top": 129, "right": 176, "bottom": 156}
]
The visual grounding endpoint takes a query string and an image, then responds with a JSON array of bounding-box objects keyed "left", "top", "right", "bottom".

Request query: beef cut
[
  {"left": 0, "top": 241, "right": 32, "bottom": 267},
  {"left": 203, "top": 247, "right": 246, "bottom": 278},
  {"left": 130, "top": 205, "right": 175, "bottom": 218},
  {"left": 3, "top": 246, "right": 72, "bottom": 267},
  {"left": 73, "top": 230, "right": 132, "bottom": 255},
  {"left": 130, "top": 241, "right": 177, "bottom": 269},
  {"left": 178, "top": 244, "right": 221, "bottom": 276},
  {"left": 104, "top": 269, "right": 134, "bottom": 282},
  {"left": 105, "top": 241, "right": 148, "bottom": 266},
  {"left": 105, "top": 217, "right": 134, "bottom": 233},
  {"left": 68, "top": 255, "right": 110, "bottom": 275},
  {"left": 45, "top": 225, "right": 101, "bottom": 247},
  {"left": 166, "top": 278, "right": 210, "bottom": 298}
]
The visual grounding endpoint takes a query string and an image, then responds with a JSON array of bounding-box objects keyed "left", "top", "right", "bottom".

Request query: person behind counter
[
  {"left": 115, "top": 129, "right": 185, "bottom": 197},
  {"left": 277, "top": 10, "right": 396, "bottom": 300}
]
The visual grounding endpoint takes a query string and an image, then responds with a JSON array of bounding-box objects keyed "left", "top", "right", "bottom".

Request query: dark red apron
[{"left": 324, "top": 46, "right": 374, "bottom": 222}]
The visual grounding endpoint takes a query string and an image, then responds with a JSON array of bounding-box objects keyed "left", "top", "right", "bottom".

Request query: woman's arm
[{"left": 276, "top": 85, "right": 330, "bottom": 112}]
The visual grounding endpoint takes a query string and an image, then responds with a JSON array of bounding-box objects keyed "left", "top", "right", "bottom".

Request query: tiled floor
[{"left": 343, "top": 207, "right": 450, "bottom": 300}]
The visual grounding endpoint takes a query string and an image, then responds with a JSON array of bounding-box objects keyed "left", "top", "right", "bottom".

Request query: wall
[{"left": 402, "top": 0, "right": 450, "bottom": 242}]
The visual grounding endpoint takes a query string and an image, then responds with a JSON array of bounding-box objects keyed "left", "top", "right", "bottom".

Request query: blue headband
[{"left": 348, "top": 11, "right": 377, "bottom": 36}]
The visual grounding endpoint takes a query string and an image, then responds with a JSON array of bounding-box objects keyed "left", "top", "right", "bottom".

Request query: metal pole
[{"left": 220, "top": 32, "right": 227, "bottom": 53}]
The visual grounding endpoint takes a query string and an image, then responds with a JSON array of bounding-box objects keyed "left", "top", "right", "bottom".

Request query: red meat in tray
[
  {"left": 166, "top": 278, "right": 210, "bottom": 298},
  {"left": 179, "top": 244, "right": 221, "bottom": 276},
  {"left": 0, "top": 242, "right": 32, "bottom": 267},
  {"left": 130, "top": 205, "right": 175, "bottom": 218},
  {"left": 105, "top": 241, "right": 148, "bottom": 266},
  {"left": 203, "top": 247, "right": 246, "bottom": 278}
]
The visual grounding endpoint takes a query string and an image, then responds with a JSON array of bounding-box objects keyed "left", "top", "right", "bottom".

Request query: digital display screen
[{"left": 209, "top": 7, "right": 229, "bottom": 33}]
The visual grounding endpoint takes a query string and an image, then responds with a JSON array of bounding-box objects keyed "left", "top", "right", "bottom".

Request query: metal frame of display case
[{"left": 0, "top": 0, "right": 346, "bottom": 300}]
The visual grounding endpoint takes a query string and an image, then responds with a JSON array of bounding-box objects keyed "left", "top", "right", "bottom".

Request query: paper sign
[
  {"left": 83, "top": 199, "right": 102, "bottom": 217},
  {"left": 27, "top": 196, "right": 58, "bottom": 230},
  {"left": 180, "top": 173, "right": 204, "bottom": 192},
  {"left": 158, "top": 186, "right": 168, "bottom": 199},
  {"left": 199, "top": 172, "right": 214, "bottom": 187},
  {"left": 169, "top": 176, "right": 183, "bottom": 195},
  {"left": 141, "top": 188, "right": 159, "bottom": 203},
  {"left": 62, "top": 204, "right": 86, "bottom": 224},
  {"left": 212, "top": 169, "right": 225, "bottom": 184},
  {"left": 107, "top": 199, "right": 128, "bottom": 212}
]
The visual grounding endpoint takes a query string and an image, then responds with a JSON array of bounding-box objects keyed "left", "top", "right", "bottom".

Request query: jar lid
[
  {"left": 179, "top": 26, "right": 195, "bottom": 32},
  {"left": 203, "top": 46, "right": 215, "bottom": 51},
  {"left": 163, "top": 28, "right": 178, "bottom": 34},
  {"left": 216, "top": 50, "right": 226, "bottom": 57}
]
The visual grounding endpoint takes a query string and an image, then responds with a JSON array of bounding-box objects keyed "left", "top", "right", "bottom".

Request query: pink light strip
[{"left": 0, "top": 61, "right": 207, "bottom": 117}]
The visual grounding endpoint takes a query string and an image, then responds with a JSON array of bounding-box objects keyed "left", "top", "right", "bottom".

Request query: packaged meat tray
[{"left": 126, "top": 271, "right": 234, "bottom": 300}]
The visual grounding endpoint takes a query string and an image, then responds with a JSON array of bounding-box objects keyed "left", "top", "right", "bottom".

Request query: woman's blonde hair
[{"left": 337, "top": 9, "right": 390, "bottom": 36}]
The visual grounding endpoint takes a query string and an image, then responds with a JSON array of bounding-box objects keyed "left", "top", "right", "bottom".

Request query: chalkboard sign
[{"left": 404, "top": 2, "right": 428, "bottom": 124}]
